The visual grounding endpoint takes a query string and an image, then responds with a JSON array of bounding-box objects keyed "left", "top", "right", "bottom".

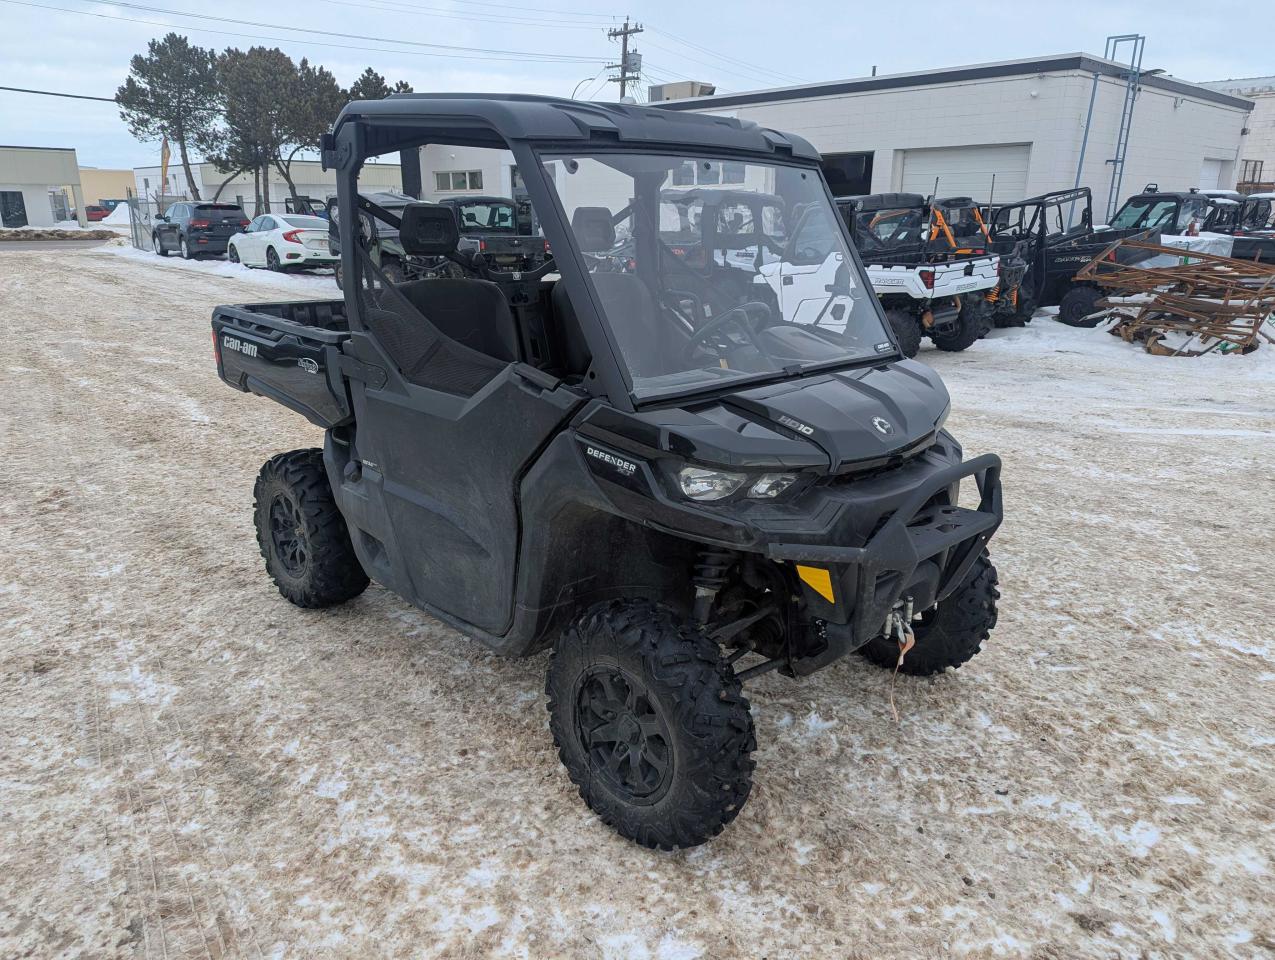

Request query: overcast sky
[{"left": 1, "top": 0, "right": 1270, "bottom": 170}]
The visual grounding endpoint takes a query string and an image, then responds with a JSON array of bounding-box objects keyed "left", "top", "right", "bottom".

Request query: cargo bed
[{"left": 211, "top": 300, "right": 355, "bottom": 428}]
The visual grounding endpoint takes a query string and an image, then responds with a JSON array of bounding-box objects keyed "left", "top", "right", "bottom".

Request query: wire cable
[{"left": 8, "top": 0, "right": 606, "bottom": 62}]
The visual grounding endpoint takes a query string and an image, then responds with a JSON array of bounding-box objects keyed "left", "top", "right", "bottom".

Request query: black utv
[
  {"left": 211, "top": 94, "right": 1004, "bottom": 849},
  {"left": 987, "top": 187, "right": 1149, "bottom": 326}
]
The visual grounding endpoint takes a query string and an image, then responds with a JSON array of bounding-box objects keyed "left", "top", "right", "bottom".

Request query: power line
[
  {"left": 1, "top": 0, "right": 607, "bottom": 65},
  {"left": 0, "top": 84, "right": 115, "bottom": 102},
  {"left": 646, "top": 25, "right": 803, "bottom": 84},
  {"left": 303, "top": 0, "right": 608, "bottom": 31},
  {"left": 5, "top": 0, "right": 607, "bottom": 63}
]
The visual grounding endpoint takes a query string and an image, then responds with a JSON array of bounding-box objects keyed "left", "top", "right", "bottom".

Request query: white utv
[{"left": 835, "top": 193, "right": 1000, "bottom": 356}]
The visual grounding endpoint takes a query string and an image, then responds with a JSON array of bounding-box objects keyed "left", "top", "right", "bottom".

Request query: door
[
  {"left": 1199, "top": 158, "right": 1224, "bottom": 191},
  {"left": 900, "top": 144, "right": 1030, "bottom": 201},
  {"left": 251, "top": 216, "right": 277, "bottom": 263},
  {"left": 158, "top": 203, "right": 184, "bottom": 249},
  {"left": 0, "top": 191, "right": 28, "bottom": 228},
  {"left": 341, "top": 269, "right": 579, "bottom": 635}
]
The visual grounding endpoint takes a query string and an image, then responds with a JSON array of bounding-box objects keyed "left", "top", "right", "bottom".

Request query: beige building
[
  {"left": 77, "top": 167, "right": 136, "bottom": 205},
  {"left": 0, "top": 145, "right": 85, "bottom": 227}
]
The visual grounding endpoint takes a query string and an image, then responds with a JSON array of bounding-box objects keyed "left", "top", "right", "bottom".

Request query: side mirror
[{"left": 399, "top": 203, "right": 459, "bottom": 256}]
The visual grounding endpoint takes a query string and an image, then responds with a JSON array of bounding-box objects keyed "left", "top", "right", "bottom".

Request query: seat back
[{"left": 396, "top": 278, "right": 520, "bottom": 363}]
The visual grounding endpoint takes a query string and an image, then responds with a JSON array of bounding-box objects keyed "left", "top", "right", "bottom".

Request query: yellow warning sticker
[{"left": 796, "top": 565, "right": 835, "bottom": 604}]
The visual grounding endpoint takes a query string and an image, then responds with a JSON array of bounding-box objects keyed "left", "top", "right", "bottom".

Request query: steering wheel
[{"left": 682, "top": 301, "right": 773, "bottom": 362}]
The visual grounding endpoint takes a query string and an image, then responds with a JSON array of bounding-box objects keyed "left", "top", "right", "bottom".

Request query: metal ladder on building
[{"left": 1102, "top": 34, "right": 1146, "bottom": 222}]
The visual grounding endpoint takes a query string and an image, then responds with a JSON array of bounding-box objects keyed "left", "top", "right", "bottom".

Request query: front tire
[
  {"left": 859, "top": 551, "right": 999, "bottom": 676},
  {"left": 253, "top": 449, "right": 369, "bottom": 608},
  {"left": 546, "top": 600, "right": 756, "bottom": 850},
  {"left": 1057, "top": 284, "right": 1105, "bottom": 327},
  {"left": 884, "top": 307, "right": 922, "bottom": 358},
  {"left": 228, "top": 244, "right": 240, "bottom": 265},
  {"left": 266, "top": 246, "right": 283, "bottom": 272},
  {"left": 180, "top": 236, "right": 193, "bottom": 260},
  {"left": 152, "top": 233, "right": 168, "bottom": 257}
]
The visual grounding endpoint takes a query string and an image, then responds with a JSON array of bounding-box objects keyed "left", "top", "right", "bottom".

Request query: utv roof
[
  {"left": 837, "top": 193, "right": 927, "bottom": 212},
  {"left": 333, "top": 93, "right": 820, "bottom": 162}
]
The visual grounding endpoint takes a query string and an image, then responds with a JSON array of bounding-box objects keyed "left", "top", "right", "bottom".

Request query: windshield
[
  {"left": 1111, "top": 196, "right": 1211, "bottom": 232},
  {"left": 454, "top": 201, "right": 517, "bottom": 232},
  {"left": 853, "top": 207, "right": 926, "bottom": 251},
  {"left": 545, "top": 152, "right": 890, "bottom": 401}
]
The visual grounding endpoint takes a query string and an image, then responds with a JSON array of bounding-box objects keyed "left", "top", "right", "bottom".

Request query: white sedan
[{"left": 227, "top": 214, "right": 336, "bottom": 272}]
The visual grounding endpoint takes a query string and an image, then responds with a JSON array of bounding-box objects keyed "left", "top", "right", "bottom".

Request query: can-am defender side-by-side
[
  {"left": 212, "top": 95, "right": 1004, "bottom": 849},
  {"left": 835, "top": 193, "right": 1000, "bottom": 357}
]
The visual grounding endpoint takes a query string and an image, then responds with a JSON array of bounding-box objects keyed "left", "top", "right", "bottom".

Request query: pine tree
[{"left": 116, "top": 33, "right": 219, "bottom": 200}]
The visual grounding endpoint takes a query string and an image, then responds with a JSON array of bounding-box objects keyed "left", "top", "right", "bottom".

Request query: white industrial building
[
  {"left": 655, "top": 54, "right": 1254, "bottom": 218},
  {"left": 0, "top": 145, "right": 85, "bottom": 227},
  {"left": 131, "top": 158, "right": 402, "bottom": 214},
  {"left": 1201, "top": 75, "right": 1275, "bottom": 191}
]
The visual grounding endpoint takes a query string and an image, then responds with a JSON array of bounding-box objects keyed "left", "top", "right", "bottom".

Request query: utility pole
[{"left": 607, "top": 18, "right": 643, "bottom": 99}]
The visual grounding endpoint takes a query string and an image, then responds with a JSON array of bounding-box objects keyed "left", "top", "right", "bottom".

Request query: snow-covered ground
[
  {"left": 104, "top": 239, "right": 338, "bottom": 293},
  {"left": 0, "top": 244, "right": 1272, "bottom": 959}
]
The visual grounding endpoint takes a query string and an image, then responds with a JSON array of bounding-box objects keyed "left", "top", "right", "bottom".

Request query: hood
[
  {"left": 721, "top": 359, "right": 949, "bottom": 471},
  {"left": 584, "top": 359, "right": 949, "bottom": 473}
]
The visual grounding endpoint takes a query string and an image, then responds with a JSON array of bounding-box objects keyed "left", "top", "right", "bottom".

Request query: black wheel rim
[
  {"left": 269, "top": 494, "right": 308, "bottom": 576},
  {"left": 575, "top": 667, "right": 673, "bottom": 804}
]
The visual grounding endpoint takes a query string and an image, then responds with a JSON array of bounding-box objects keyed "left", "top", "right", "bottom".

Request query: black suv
[{"left": 151, "top": 201, "right": 249, "bottom": 259}]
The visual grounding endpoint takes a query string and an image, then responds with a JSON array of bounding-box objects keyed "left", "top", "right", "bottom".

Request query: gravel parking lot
[{"left": 1, "top": 243, "right": 1272, "bottom": 959}]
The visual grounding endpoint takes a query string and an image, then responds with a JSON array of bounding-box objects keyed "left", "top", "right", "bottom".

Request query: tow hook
[
  {"left": 887, "top": 596, "right": 916, "bottom": 724},
  {"left": 887, "top": 596, "right": 916, "bottom": 666}
]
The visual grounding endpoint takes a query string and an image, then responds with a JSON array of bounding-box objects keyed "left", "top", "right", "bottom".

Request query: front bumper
[{"left": 766, "top": 453, "right": 1001, "bottom": 673}]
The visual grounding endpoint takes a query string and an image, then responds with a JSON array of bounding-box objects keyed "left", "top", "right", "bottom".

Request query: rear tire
[
  {"left": 859, "top": 551, "right": 999, "bottom": 676},
  {"left": 929, "top": 299, "right": 984, "bottom": 352},
  {"left": 546, "top": 600, "right": 756, "bottom": 850},
  {"left": 884, "top": 307, "right": 922, "bottom": 358},
  {"left": 334, "top": 261, "right": 343, "bottom": 290},
  {"left": 1057, "top": 284, "right": 1105, "bottom": 327},
  {"left": 253, "top": 449, "right": 369, "bottom": 608}
]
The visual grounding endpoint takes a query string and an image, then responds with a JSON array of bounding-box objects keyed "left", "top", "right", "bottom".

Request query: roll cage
[{"left": 320, "top": 94, "right": 889, "bottom": 412}]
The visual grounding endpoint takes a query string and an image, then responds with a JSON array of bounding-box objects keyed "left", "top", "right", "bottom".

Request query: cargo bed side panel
[{"left": 212, "top": 302, "right": 353, "bottom": 428}]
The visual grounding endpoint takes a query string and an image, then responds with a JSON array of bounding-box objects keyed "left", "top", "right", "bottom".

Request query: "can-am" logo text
[{"left": 222, "top": 335, "right": 258, "bottom": 358}]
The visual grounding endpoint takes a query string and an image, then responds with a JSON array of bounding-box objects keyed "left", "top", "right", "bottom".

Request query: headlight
[
  {"left": 677, "top": 467, "right": 800, "bottom": 501},
  {"left": 749, "top": 473, "right": 798, "bottom": 498},
  {"left": 677, "top": 467, "right": 747, "bottom": 501}
]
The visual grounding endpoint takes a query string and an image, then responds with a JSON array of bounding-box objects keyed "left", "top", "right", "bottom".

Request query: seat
[
  {"left": 396, "top": 277, "right": 520, "bottom": 363},
  {"left": 550, "top": 273, "right": 680, "bottom": 380}
]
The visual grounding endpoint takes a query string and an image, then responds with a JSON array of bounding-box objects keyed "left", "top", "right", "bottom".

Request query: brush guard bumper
[{"left": 764, "top": 454, "right": 1002, "bottom": 675}]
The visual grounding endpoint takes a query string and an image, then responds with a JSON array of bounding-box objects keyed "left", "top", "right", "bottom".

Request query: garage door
[
  {"left": 900, "top": 144, "right": 1030, "bottom": 201},
  {"left": 1198, "top": 158, "right": 1224, "bottom": 191}
]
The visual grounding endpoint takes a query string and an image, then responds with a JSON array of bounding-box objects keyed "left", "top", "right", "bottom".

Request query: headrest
[
  {"left": 571, "top": 207, "right": 616, "bottom": 251},
  {"left": 399, "top": 203, "right": 459, "bottom": 256}
]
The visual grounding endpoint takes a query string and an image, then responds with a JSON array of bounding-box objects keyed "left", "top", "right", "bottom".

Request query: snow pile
[{"left": 104, "top": 204, "right": 133, "bottom": 225}]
